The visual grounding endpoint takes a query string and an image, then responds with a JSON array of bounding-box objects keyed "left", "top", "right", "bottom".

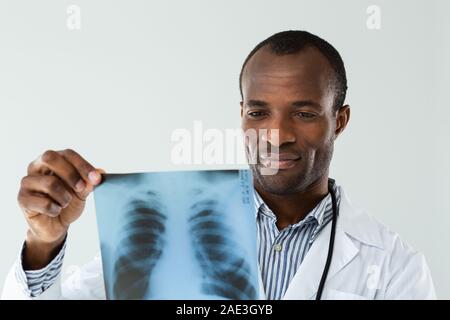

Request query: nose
[{"left": 261, "top": 117, "right": 296, "bottom": 148}]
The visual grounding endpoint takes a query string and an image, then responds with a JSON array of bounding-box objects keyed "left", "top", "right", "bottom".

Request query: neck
[{"left": 255, "top": 175, "right": 329, "bottom": 230}]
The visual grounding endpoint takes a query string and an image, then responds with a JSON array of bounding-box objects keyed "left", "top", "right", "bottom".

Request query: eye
[
  {"left": 296, "top": 112, "right": 316, "bottom": 119},
  {"left": 247, "top": 111, "right": 267, "bottom": 119}
]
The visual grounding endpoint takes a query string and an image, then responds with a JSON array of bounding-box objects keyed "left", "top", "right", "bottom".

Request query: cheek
[
  {"left": 241, "top": 123, "right": 258, "bottom": 157},
  {"left": 241, "top": 121, "right": 265, "bottom": 148},
  {"left": 241, "top": 120, "right": 250, "bottom": 131},
  {"left": 241, "top": 117, "right": 263, "bottom": 130},
  {"left": 241, "top": 119, "right": 256, "bottom": 135},
  {"left": 297, "top": 121, "right": 333, "bottom": 151}
]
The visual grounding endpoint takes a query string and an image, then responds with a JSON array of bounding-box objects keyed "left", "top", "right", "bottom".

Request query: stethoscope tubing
[{"left": 315, "top": 180, "right": 339, "bottom": 300}]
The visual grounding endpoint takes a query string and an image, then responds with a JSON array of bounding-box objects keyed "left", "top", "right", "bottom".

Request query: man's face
[{"left": 241, "top": 45, "right": 345, "bottom": 195}]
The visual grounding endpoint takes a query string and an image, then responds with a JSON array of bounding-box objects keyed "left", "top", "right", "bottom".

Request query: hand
[{"left": 18, "top": 149, "right": 103, "bottom": 269}]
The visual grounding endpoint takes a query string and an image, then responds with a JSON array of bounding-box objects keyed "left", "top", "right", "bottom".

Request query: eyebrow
[
  {"left": 246, "top": 99, "right": 269, "bottom": 107},
  {"left": 245, "top": 99, "right": 322, "bottom": 109}
]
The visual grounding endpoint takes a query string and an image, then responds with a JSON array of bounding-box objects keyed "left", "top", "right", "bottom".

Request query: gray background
[{"left": 1, "top": 0, "right": 449, "bottom": 298}]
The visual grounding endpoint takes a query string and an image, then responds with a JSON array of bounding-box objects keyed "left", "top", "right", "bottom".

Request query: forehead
[{"left": 242, "top": 45, "right": 333, "bottom": 102}]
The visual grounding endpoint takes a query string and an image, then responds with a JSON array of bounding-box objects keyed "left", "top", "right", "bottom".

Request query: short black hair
[{"left": 239, "top": 30, "right": 348, "bottom": 111}]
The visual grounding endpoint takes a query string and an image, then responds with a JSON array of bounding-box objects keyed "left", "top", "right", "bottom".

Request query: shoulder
[
  {"left": 337, "top": 186, "right": 422, "bottom": 259},
  {"left": 338, "top": 187, "right": 436, "bottom": 298}
]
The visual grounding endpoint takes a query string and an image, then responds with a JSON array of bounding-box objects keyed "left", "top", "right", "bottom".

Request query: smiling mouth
[{"left": 259, "top": 154, "right": 301, "bottom": 170}]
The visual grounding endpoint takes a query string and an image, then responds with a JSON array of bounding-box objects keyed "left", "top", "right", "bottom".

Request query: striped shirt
[
  {"left": 17, "top": 180, "right": 340, "bottom": 299},
  {"left": 254, "top": 180, "right": 340, "bottom": 300}
]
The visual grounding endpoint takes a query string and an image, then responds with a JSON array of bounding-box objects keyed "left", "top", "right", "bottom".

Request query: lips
[{"left": 259, "top": 153, "right": 300, "bottom": 170}]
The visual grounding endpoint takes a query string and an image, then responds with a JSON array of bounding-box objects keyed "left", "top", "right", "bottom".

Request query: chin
[{"left": 252, "top": 165, "right": 307, "bottom": 195}]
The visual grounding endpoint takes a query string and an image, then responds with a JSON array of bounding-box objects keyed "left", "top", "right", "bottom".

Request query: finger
[
  {"left": 59, "top": 149, "right": 102, "bottom": 186},
  {"left": 18, "top": 190, "right": 62, "bottom": 218},
  {"left": 28, "top": 150, "right": 86, "bottom": 193},
  {"left": 21, "top": 175, "right": 73, "bottom": 208}
]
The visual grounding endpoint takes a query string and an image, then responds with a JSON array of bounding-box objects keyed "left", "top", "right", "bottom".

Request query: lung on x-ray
[{"left": 93, "top": 169, "right": 259, "bottom": 300}]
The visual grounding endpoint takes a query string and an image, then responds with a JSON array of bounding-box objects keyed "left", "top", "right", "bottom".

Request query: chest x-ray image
[{"left": 93, "top": 169, "right": 259, "bottom": 300}]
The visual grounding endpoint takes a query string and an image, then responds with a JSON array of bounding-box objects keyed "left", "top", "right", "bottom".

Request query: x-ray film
[{"left": 94, "top": 169, "right": 259, "bottom": 300}]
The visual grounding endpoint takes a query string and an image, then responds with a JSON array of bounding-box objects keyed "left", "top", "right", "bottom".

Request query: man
[{"left": 2, "top": 30, "right": 436, "bottom": 299}]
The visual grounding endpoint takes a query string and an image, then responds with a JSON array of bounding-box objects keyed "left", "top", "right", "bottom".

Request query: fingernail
[
  {"left": 75, "top": 180, "right": 86, "bottom": 192},
  {"left": 63, "top": 192, "right": 72, "bottom": 204},
  {"left": 88, "top": 171, "right": 100, "bottom": 184},
  {"left": 50, "top": 203, "right": 62, "bottom": 214}
]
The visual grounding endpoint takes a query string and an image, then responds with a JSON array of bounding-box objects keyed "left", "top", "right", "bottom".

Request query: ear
[
  {"left": 240, "top": 101, "right": 244, "bottom": 118},
  {"left": 334, "top": 105, "right": 350, "bottom": 139}
]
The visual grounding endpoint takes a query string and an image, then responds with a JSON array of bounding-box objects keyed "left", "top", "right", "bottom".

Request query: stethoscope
[{"left": 315, "top": 179, "right": 339, "bottom": 300}]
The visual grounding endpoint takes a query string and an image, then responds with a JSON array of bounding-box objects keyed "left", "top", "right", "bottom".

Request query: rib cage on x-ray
[
  {"left": 112, "top": 196, "right": 167, "bottom": 299},
  {"left": 188, "top": 198, "right": 258, "bottom": 300},
  {"left": 102, "top": 171, "right": 258, "bottom": 300}
]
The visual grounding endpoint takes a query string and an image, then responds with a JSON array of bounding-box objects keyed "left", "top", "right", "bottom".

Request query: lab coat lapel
[{"left": 282, "top": 190, "right": 360, "bottom": 300}]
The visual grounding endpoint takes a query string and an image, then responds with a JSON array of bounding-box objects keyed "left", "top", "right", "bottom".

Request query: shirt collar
[
  {"left": 253, "top": 182, "right": 385, "bottom": 250},
  {"left": 252, "top": 187, "right": 333, "bottom": 228}
]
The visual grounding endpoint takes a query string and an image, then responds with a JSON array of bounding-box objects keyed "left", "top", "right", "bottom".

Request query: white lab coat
[{"left": 1, "top": 186, "right": 436, "bottom": 300}]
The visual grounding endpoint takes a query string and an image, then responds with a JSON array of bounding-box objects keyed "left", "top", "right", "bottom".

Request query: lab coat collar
[{"left": 338, "top": 186, "right": 384, "bottom": 250}]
